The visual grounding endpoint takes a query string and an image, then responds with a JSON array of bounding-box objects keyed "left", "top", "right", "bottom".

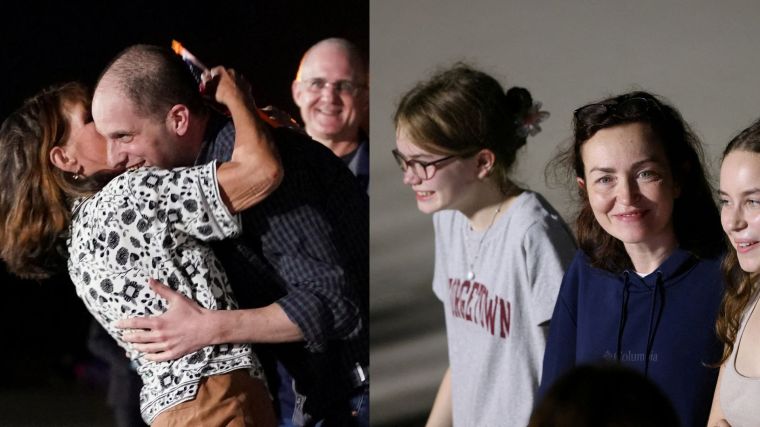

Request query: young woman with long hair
[
  {"left": 393, "top": 63, "right": 576, "bottom": 426},
  {"left": 708, "top": 118, "right": 760, "bottom": 427}
]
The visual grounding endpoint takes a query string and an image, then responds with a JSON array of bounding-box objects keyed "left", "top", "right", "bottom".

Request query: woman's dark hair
[
  {"left": 548, "top": 91, "right": 723, "bottom": 272},
  {"left": 393, "top": 62, "right": 537, "bottom": 194},
  {"left": 716, "top": 118, "right": 760, "bottom": 364},
  {"left": 0, "top": 82, "right": 104, "bottom": 279}
]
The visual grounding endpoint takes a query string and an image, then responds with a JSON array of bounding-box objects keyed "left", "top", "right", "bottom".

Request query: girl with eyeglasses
[
  {"left": 539, "top": 91, "right": 724, "bottom": 427},
  {"left": 392, "top": 63, "right": 576, "bottom": 426},
  {"left": 708, "top": 118, "right": 760, "bottom": 427}
]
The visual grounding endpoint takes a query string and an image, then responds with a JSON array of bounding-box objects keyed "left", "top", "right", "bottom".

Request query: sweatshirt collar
[{"left": 623, "top": 247, "right": 695, "bottom": 289}]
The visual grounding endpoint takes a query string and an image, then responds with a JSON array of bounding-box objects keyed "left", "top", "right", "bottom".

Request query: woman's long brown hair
[{"left": 0, "top": 82, "right": 101, "bottom": 280}]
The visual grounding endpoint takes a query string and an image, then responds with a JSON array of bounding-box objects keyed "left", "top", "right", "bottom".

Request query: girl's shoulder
[{"left": 511, "top": 191, "right": 575, "bottom": 240}]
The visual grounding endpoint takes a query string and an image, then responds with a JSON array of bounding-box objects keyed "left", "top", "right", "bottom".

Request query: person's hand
[
  {"left": 114, "top": 278, "right": 215, "bottom": 362},
  {"left": 202, "top": 66, "right": 254, "bottom": 110}
]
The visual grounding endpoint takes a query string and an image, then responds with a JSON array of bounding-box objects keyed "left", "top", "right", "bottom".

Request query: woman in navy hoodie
[{"left": 539, "top": 91, "right": 724, "bottom": 427}]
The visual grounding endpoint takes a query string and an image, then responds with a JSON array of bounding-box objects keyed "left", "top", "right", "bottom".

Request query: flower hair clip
[{"left": 515, "top": 101, "right": 550, "bottom": 138}]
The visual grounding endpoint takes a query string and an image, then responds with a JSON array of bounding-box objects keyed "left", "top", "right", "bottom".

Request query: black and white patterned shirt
[
  {"left": 67, "top": 162, "right": 263, "bottom": 423},
  {"left": 198, "top": 118, "right": 369, "bottom": 417}
]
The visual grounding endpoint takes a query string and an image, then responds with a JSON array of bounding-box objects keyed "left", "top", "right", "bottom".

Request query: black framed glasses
[
  {"left": 301, "top": 78, "right": 364, "bottom": 96},
  {"left": 574, "top": 96, "right": 661, "bottom": 122},
  {"left": 391, "top": 149, "right": 457, "bottom": 180}
]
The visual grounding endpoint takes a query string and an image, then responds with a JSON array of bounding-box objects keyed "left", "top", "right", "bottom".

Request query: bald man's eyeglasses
[{"left": 301, "top": 78, "right": 364, "bottom": 96}]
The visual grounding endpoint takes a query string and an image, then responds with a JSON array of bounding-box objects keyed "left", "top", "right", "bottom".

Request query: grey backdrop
[{"left": 369, "top": 1, "right": 760, "bottom": 425}]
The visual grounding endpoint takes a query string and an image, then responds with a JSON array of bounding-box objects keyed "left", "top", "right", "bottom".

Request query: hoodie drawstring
[
  {"left": 616, "top": 272, "right": 631, "bottom": 362},
  {"left": 644, "top": 271, "right": 665, "bottom": 375},
  {"left": 617, "top": 271, "right": 666, "bottom": 375}
]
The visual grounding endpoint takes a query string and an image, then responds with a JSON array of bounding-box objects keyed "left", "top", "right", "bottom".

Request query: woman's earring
[{"left": 73, "top": 174, "right": 80, "bottom": 181}]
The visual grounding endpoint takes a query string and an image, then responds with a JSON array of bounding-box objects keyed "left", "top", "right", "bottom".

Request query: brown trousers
[{"left": 152, "top": 369, "right": 276, "bottom": 427}]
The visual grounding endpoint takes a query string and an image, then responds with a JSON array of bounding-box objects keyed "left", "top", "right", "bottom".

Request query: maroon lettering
[
  {"left": 448, "top": 278, "right": 460, "bottom": 317},
  {"left": 484, "top": 296, "right": 497, "bottom": 335},
  {"left": 478, "top": 284, "right": 487, "bottom": 327},
  {"left": 447, "top": 276, "right": 512, "bottom": 340},
  {"left": 470, "top": 283, "right": 480, "bottom": 323},
  {"left": 499, "top": 299, "right": 511, "bottom": 338},
  {"left": 459, "top": 280, "right": 470, "bottom": 319},
  {"left": 465, "top": 281, "right": 476, "bottom": 321}
]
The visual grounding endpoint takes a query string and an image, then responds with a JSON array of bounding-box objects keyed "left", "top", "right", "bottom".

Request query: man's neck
[
  {"left": 187, "top": 113, "right": 211, "bottom": 165},
  {"left": 318, "top": 137, "right": 360, "bottom": 158}
]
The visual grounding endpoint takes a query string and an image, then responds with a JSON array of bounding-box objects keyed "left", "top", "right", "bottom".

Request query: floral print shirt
[{"left": 67, "top": 162, "right": 263, "bottom": 423}]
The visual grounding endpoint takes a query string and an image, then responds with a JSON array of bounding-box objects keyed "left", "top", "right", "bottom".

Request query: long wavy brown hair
[
  {"left": 0, "top": 82, "right": 104, "bottom": 280},
  {"left": 716, "top": 118, "right": 760, "bottom": 364}
]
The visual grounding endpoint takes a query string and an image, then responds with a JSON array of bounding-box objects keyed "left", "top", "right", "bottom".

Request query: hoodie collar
[{"left": 623, "top": 247, "right": 696, "bottom": 290}]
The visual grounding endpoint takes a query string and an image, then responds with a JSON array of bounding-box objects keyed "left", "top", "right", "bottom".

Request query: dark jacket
[
  {"left": 198, "top": 117, "right": 368, "bottom": 422},
  {"left": 539, "top": 248, "right": 723, "bottom": 427}
]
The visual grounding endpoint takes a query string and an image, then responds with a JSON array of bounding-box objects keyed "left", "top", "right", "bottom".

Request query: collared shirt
[
  {"left": 197, "top": 116, "right": 369, "bottom": 417},
  {"left": 341, "top": 137, "right": 369, "bottom": 193},
  {"left": 67, "top": 163, "right": 263, "bottom": 423}
]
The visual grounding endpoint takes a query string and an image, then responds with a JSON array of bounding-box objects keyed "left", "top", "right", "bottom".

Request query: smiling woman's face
[
  {"left": 720, "top": 149, "right": 760, "bottom": 273},
  {"left": 395, "top": 124, "right": 480, "bottom": 215},
  {"left": 578, "top": 122, "right": 679, "bottom": 250}
]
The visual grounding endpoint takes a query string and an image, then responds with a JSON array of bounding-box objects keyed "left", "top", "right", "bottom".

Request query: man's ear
[
  {"left": 476, "top": 149, "right": 496, "bottom": 179},
  {"left": 292, "top": 80, "right": 304, "bottom": 107},
  {"left": 167, "top": 105, "right": 190, "bottom": 136},
  {"left": 49, "top": 146, "right": 78, "bottom": 173}
]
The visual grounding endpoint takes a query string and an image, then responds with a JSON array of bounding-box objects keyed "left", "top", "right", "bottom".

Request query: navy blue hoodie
[{"left": 539, "top": 248, "right": 723, "bottom": 427}]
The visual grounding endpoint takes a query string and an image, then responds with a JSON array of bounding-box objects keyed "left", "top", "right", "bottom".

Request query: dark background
[
  {"left": 1, "top": 1, "right": 369, "bottom": 119},
  {"left": 0, "top": 1, "right": 367, "bottom": 424}
]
